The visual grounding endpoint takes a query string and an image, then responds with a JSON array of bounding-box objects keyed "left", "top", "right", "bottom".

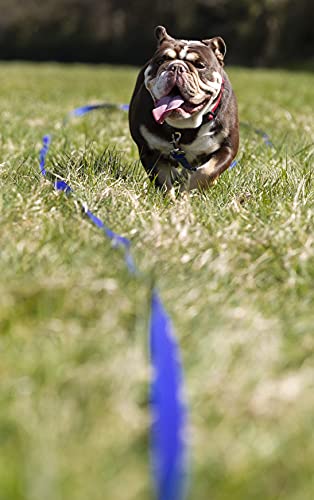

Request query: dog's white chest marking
[
  {"left": 140, "top": 123, "right": 224, "bottom": 164},
  {"left": 182, "top": 125, "right": 225, "bottom": 163},
  {"left": 140, "top": 125, "right": 173, "bottom": 155}
]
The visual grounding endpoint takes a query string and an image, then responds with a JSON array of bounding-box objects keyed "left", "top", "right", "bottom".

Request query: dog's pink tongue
[{"left": 152, "top": 95, "right": 184, "bottom": 124}]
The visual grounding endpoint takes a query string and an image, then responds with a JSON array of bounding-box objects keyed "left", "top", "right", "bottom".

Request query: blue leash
[
  {"left": 150, "top": 290, "right": 188, "bottom": 500},
  {"left": 170, "top": 121, "right": 274, "bottom": 174},
  {"left": 240, "top": 121, "right": 274, "bottom": 148},
  {"left": 39, "top": 100, "right": 274, "bottom": 500},
  {"left": 40, "top": 133, "right": 136, "bottom": 273},
  {"left": 38, "top": 103, "right": 188, "bottom": 500},
  {"left": 68, "top": 102, "right": 130, "bottom": 118},
  {"left": 170, "top": 130, "right": 239, "bottom": 172}
]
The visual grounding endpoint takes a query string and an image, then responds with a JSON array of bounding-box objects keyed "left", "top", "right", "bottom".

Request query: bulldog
[{"left": 129, "top": 26, "right": 239, "bottom": 194}]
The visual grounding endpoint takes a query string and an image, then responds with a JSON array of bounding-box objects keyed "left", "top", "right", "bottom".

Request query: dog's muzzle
[{"left": 167, "top": 61, "right": 188, "bottom": 75}]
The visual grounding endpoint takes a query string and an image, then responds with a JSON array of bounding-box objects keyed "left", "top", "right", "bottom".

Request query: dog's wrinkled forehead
[
  {"left": 159, "top": 41, "right": 207, "bottom": 62},
  {"left": 150, "top": 26, "right": 226, "bottom": 70},
  {"left": 150, "top": 41, "right": 216, "bottom": 75}
]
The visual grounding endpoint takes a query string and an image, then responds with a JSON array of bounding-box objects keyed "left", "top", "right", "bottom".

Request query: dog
[{"left": 129, "top": 26, "right": 239, "bottom": 195}]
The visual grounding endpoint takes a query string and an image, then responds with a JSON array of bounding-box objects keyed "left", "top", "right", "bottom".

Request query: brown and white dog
[{"left": 129, "top": 26, "right": 239, "bottom": 195}]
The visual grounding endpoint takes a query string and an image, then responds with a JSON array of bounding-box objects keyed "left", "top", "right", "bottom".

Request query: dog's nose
[{"left": 168, "top": 61, "right": 187, "bottom": 74}]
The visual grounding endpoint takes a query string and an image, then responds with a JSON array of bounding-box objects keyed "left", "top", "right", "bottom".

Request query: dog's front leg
[
  {"left": 186, "top": 144, "right": 235, "bottom": 192},
  {"left": 140, "top": 150, "right": 179, "bottom": 197}
]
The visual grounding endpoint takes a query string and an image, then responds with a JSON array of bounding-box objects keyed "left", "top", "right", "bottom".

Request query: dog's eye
[
  {"left": 194, "top": 61, "right": 206, "bottom": 69},
  {"left": 156, "top": 56, "right": 167, "bottom": 66}
]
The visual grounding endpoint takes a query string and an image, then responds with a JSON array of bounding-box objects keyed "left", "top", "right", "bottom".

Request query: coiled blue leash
[
  {"left": 40, "top": 132, "right": 136, "bottom": 273},
  {"left": 39, "top": 101, "right": 274, "bottom": 500},
  {"left": 38, "top": 102, "right": 188, "bottom": 500}
]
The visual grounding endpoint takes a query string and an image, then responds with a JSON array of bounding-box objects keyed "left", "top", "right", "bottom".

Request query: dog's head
[{"left": 145, "top": 26, "right": 226, "bottom": 128}]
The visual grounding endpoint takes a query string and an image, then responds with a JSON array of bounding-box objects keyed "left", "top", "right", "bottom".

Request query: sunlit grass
[{"left": 0, "top": 62, "right": 313, "bottom": 500}]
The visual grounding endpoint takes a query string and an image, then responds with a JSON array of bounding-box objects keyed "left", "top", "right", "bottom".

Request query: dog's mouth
[{"left": 152, "top": 87, "right": 207, "bottom": 124}]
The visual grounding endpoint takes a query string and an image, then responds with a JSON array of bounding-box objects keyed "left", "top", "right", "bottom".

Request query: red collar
[{"left": 207, "top": 80, "right": 224, "bottom": 121}]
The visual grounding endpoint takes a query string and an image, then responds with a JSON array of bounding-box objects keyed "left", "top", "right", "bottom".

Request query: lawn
[{"left": 0, "top": 62, "right": 313, "bottom": 500}]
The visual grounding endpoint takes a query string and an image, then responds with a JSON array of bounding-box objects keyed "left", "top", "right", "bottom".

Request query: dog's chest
[{"left": 140, "top": 123, "right": 224, "bottom": 164}]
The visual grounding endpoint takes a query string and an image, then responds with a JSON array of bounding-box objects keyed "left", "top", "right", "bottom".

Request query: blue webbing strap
[
  {"left": 150, "top": 290, "right": 188, "bottom": 500},
  {"left": 172, "top": 149, "right": 239, "bottom": 172},
  {"left": 38, "top": 103, "right": 188, "bottom": 500},
  {"left": 240, "top": 121, "right": 274, "bottom": 148},
  {"left": 38, "top": 101, "right": 274, "bottom": 500},
  {"left": 39, "top": 132, "right": 136, "bottom": 273},
  {"left": 68, "top": 102, "right": 130, "bottom": 118},
  {"left": 170, "top": 150, "right": 197, "bottom": 172}
]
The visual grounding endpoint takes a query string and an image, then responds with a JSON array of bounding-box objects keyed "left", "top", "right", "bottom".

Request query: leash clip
[
  {"left": 170, "top": 131, "right": 182, "bottom": 151},
  {"left": 170, "top": 132, "right": 197, "bottom": 172}
]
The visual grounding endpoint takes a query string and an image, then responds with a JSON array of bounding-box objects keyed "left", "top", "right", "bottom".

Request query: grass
[{"left": 0, "top": 61, "right": 313, "bottom": 500}]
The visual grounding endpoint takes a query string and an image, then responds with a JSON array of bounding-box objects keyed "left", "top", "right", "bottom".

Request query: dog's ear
[
  {"left": 202, "top": 37, "right": 226, "bottom": 66},
  {"left": 155, "top": 26, "right": 174, "bottom": 46}
]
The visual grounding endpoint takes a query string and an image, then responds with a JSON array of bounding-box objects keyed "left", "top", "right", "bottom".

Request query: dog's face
[{"left": 144, "top": 26, "right": 226, "bottom": 127}]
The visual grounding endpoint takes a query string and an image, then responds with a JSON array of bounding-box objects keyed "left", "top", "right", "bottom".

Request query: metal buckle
[
  {"left": 170, "top": 132, "right": 197, "bottom": 172},
  {"left": 171, "top": 132, "right": 182, "bottom": 151}
]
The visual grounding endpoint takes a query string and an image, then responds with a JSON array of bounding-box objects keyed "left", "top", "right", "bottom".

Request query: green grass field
[{"left": 0, "top": 62, "right": 313, "bottom": 500}]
